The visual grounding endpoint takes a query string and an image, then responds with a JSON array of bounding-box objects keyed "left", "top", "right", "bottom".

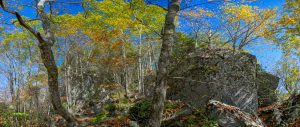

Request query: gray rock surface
[
  {"left": 279, "top": 94, "right": 300, "bottom": 127},
  {"left": 144, "top": 48, "right": 279, "bottom": 126},
  {"left": 167, "top": 48, "right": 259, "bottom": 113},
  {"left": 256, "top": 72, "right": 279, "bottom": 107}
]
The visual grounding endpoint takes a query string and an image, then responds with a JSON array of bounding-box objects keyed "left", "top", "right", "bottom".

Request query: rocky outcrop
[
  {"left": 163, "top": 48, "right": 279, "bottom": 126},
  {"left": 257, "top": 72, "right": 279, "bottom": 107},
  {"left": 281, "top": 94, "right": 300, "bottom": 126},
  {"left": 62, "top": 52, "right": 119, "bottom": 115},
  {"left": 259, "top": 94, "right": 300, "bottom": 127},
  {"left": 167, "top": 48, "right": 260, "bottom": 113}
]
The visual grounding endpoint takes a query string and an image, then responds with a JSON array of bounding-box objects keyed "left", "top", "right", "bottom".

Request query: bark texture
[{"left": 148, "top": 0, "right": 181, "bottom": 127}]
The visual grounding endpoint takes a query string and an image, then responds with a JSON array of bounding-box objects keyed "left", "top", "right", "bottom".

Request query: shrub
[
  {"left": 105, "top": 103, "right": 117, "bottom": 116},
  {"left": 128, "top": 100, "right": 152, "bottom": 124},
  {"left": 0, "top": 103, "right": 14, "bottom": 126},
  {"left": 12, "top": 112, "right": 28, "bottom": 120},
  {"left": 91, "top": 111, "right": 108, "bottom": 124}
]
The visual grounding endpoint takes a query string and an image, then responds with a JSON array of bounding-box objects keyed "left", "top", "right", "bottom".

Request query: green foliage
[
  {"left": 202, "top": 120, "right": 219, "bottom": 127},
  {"left": 105, "top": 103, "right": 117, "bottom": 114},
  {"left": 164, "top": 108, "right": 219, "bottom": 127},
  {"left": 221, "top": 4, "right": 276, "bottom": 50},
  {"left": 200, "top": 114, "right": 218, "bottom": 127},
  {"left": 104, "top": 103, "right": 117, "bottom": 117},
  {"left": 128, "top": 100, "right": 152, "bottom": 124},
  {"left": 164, "top": 101, "right": 179, "bottom": 110},
  {"left": 0, "top": 103, "right": 13, "bottom": 127},
  {"left": 172, "top": 32, "right": 195, "bottom": 63},
  {"left": 276, "top": 55, "right": 300, "bottom": 94},
  {"left": 263, "top": 0, "right": 300, "bottom": 58},
  {"left": 92, "top": 98, "right": 133, "bottom": 124},
  {"left": 187, "top": 109, "right": 218, "bottom": 127},
  {"left": 12, "top": 112, "right": 29, "bottom": 120},
  {"left": 91, "top": 111, "right": 109, "bottom": 124},
  {"left": 0, "top": 104, "right": 30, "bottom": 126},
  {"left": 110, "top": 91, "right": 134, "bottom": 112}
]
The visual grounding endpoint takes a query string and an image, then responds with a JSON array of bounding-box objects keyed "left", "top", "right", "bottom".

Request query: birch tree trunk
[
  {"left": 138, "top": 25, "right": 144, "bottom": 94},
  {"left": 148, "top": 0, "right": 181, "bottom": 126}
]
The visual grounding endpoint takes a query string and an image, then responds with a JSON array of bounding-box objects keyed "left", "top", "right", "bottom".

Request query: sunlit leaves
[
  {"left": 220, "top": 4, "right": 277, "bottom": 49},
  {"left": 281, "top": 0, "right": 300, "bottom": 34},
  {"left": 181, "top": 8, "right": 213, "bottom": 27},
  {"left": 50, "top": 0, "right": 165, "bottom": 75},
  {"left": 93, "top": 0, "right": 165, "bottom": 34},
  {"left": 223, "top": 4, "right": 276, "bottom": 31},
  {"left": 224, "top": 5, "right": 256, "bottom": 23},
  {"left": 264, "top": 0, "right": 300, "bottom": 47},
  {"left": 277, "top": 56, "right": 300, "bottom": 94}
]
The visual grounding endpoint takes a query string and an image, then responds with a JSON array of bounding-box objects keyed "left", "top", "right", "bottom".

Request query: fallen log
[{"left": 208, "top": 100, "right": 265, "bottom": 127}]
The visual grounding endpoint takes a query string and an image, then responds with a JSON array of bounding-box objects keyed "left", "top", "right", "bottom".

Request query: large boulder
[
  {"left": 164, "top": 48, "right": 280, "bottom": 126},
  {"left": 256, "top": 72, "right": 279, "bottom": 107},
  {"left": 167, "top": 48, "right": 259, "bottom": 113}
]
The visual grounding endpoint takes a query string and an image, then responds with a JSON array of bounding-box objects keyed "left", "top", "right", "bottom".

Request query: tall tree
[
  {"left": 0, "top": 0, "right": 76, "bottom": 125},
  {"left": 148, "top": 0, "right": 181, "bottom": 126},
  {"left": 276, "top": 56, "right": 300, "bottom": 94},
  {"left": 220, "top": 4, "right": 276, "bottom": 51},
  {"left": 181, "top": 8, "right": 216, "bottom": 48},
  {"left": 263, "top": 0, "right": 300, "bottom": 94}
]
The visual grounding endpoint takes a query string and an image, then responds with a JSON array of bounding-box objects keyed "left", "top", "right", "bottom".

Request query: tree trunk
[
  {"left": 148, "top": 1, "right": 181, "bottom": 127},
  {"left": 37, "top": 0, "right": 76, "bottom": 124},
  {"left": 121, "top": 40, "right": 129, "bottom": 98},
  {"left": 39, "top": 41, "right": 75, "bottom": 123},
  {"left": 138, "top": 25, "right": 144, "bottom": 94}
]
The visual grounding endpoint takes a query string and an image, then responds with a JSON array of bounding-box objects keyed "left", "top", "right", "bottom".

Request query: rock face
[
  {"left": 256, "top": 72, "right": 279, "bottom": 107},
  {"left": 164, "top": 48, "right": 279, "bottom": 126},
  {"left": 259, "top": 94, "right": 300, "bottom": 127},
  {"left": 167, "top": 48, "right": 260, "bottom": 113},
  {"left": 62, "top": 52, "right": 116, "bottom": 115},
  {"left": 282, "top": 94, "right": 300, "bottom": 126}
]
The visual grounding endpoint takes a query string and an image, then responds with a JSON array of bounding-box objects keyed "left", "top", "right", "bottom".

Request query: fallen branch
[
  {"left": 208, "top": 100, "right": 265, "bottom": 127},
  {"left": 162, "top": 108, "right": 193, "bottom": 122}
]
